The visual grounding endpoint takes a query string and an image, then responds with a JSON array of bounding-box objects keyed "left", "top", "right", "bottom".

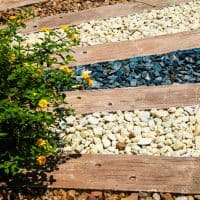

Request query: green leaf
[{"left": 0, "top": 132, "right": 8, "bottom": 137}]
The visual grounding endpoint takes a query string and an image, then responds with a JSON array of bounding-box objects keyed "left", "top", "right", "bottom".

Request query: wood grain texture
[
  {"left": 21, "top": 0, "right": 191, "bottom": 33},
  {"left": 65, "top": 83, "right": 200, "bottom": 114},
  {"left": 0, "top": 0, "right": 47, "bottom": 11},
  {"left": 70, "top": 29, "right": 200, "bottom": 67},
  {"left": 44, "top": 154, "right": 200, "bottom": 193}
]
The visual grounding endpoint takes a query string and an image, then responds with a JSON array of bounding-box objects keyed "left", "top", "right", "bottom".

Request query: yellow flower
[
  {"left": 9, "top": 54, "right": 16, "bottom": 64},
  {"left": 59, "top": 66, "right": 73, "bottom": 75},
  {"left": 16, "top": 19, "right": 21, "bottom": 24},
  {"left": 66, "top": 68, "right": 73, "bottom": 75},
  {"left": 40, "top": 27, "right": 49, "bottom": 32},
  {"left": 32, "top": 69, "right": 43, "bottom": 78},
  {"left": 60, "top": 25, "right": 69, "bottom": 31},
  {"left": 36, "top": 138, "right": 46, "bottom": 147},
  {"left": 51, "top": 111, "right": 57, "bottom": 116},
  {"left": 81, "top": 72, "right": 90, "bottom": 80},
  {"left": 32, "top": 73, "right": 42, "bottom": 78},
  {"left": 70, "top": 34, "right": 79, "bottom": 42},
  {"left": 9, "top": 16, "right": 17, "bottom": 20},
  {"left": 23, "top": 62, "right": 30, "bottom": 67},
  {"left": 38, "top": 99, "right": 48, "bottom": 108},
  {"left": 33, "top": 92, "right": 37, "bottom": 96},
  {"left": 37, "top": 155, "right": 46, "bottom": 165},
  {"left": 87, "top": 79, "right": 93, "bottom": 87}
]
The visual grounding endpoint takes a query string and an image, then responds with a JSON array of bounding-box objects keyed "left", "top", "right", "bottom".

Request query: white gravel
[
  {"left": 77, "top": 0, "right": 200, "bottom": 46},
  {"left": 52, "top": 105, "right": 200, "bottom": 157},
  {"left": 22, "top": 0, "right": 200, "bottom": 47}
]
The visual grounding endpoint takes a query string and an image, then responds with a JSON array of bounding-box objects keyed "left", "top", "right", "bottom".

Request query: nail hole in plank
[
  {"left": 129, "top": 176, "right": 136, "bottom": 181},
  {"left": 95, "top": 163, "right": 102, "bottom": 167}
]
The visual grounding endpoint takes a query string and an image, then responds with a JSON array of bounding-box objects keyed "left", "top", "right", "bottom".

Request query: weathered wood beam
[
  {"left": 0, "top": 0, "right": 47, "bottom": 11},
  {"left": 42, "top": 154, "right": 200, "bottom": 194},
  {"left": 70, "top": 29, "right": 200, "bottom": 66},
  {"left": 65, "top": 83, "right": 200, "bottom": 114}
]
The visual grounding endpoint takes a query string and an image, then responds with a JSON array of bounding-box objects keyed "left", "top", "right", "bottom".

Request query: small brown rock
[
  {"left": 194, "top": 195, "right": 200, "bottom": 200},
  {"left": 59, "top": 189, "right": 67, "bottom": 199},
  {"left": 105, "top": 195, "right": 119, "bottom": 200},
  {"left": 91, "top": 191, "right": 103, "bottom": 198},
  {"left": 145, "top": 197, "right": 153, "bottom": 200},
  {"left": 129, "top": 133, "right": 135, "bottom": 139},
  {"left": 194, "top": 124, "right": 200, "bottom": 136},
  {"left": 67, "top": 190, "right": 77, "bottom": 200},
  {"left": 78, "top": 192, "right": 90, "bottom": 200},
  {"left": 160, "top": 193, "right": 174, "bottom": 200},
  {"left": 116, "top": 142, "right": 126, "bottom": 150},
  {"left": 120, "top": 192, "right": 126, "bottom": 198},
  {"left": 88, "top": 195, "right": 97, "bottom": 200},
  {"left": 139, "top": 192, "right": 150, "bottom": 198},
  {"left": 131, "top": 193, "right": 139, "bottom": 198},
  {"left": 188, "top": 196, "right": 194, "bottom": 200},
  {"left": 53, "top": 189, "right": 59, "bottom": 196},
  {"left": 122, "top": 193, "right": 138, "bottom": 200}
]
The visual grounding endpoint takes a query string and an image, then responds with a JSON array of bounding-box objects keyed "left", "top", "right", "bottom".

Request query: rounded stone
[
  {"left": 124, "top": 112, "right": 133, "bottom": 122},
  {"left": 63, "top": 115, "right": 76, "bottom": 125},
  {"left": 102, "top": 137, "right": 111, "bottom": 148},
  {"left": 87, "top": 116, "right": 99, "bottom": 125},
  {"left": 137, "top": 138, "right": 152, "bottom": 145},
  {"left": 104, "top": 115, "right": 116, "bottom": 122},
  {"left": 175, "top": 196, "right": 188, "bottom": 200},
  {"left": 93, "top": 127, "right": 103, "bottom": 136},
  {"left": 139, "top": 111, "right": 150, "bottom": 123}
]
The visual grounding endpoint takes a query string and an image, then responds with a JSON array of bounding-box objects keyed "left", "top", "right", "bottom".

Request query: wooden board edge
[
  {"left": 26, "top": 154, "right": 200, "bottom": 194},
  {"left": 64, "top": 83, "right": 200, "bottom": 114},
  {"left": 69, "top": 29, "right": 200, "bottom": 67},
  {"left": 0, "top": 0, "right": 47, "bottom": 11}
]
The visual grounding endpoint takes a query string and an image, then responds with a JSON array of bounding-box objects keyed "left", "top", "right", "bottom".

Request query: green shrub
[{"left": 0, "top": 16, "right": 89, "bottom": 176}]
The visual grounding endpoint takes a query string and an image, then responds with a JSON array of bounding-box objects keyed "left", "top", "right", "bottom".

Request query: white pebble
[
  {"left": 104, "top": 114, "right": 116, "bottom": 122},
  {"left": 87, "top": 116, "right": 99, "bottom": 125},
  {"left": 102, "top": 137, "right": 111, "bottom": 148},
  {"left": 63, "top": 115, "right": 76, "bottom": 125},
  {"left": 175, "top": 196, "right": 188, "bottom": 200},
  {"left": 195, "top": 136, "right": 200, "bottom": 150},
  {"left": 138, "top": 138, "right": 152, "bottom": 146}
]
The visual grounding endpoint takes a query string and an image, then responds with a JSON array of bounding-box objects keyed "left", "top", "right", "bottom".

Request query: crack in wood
[{"left": 134, "top": 0, "right": 156, "bottom": 8}]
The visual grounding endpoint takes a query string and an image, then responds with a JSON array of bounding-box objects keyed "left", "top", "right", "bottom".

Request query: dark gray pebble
[{"left": 73, "top": 48, "right": 200, "bottom": 90}]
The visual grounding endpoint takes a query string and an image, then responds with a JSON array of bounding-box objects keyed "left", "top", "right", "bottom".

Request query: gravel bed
[
  {"left": 23, "top": 0, "right": 200, "bottom": 47},
  {"left": 72, "top": 48, "right": 200, "bottom": 90},
  {"left": 76, "top": 0, "right": 200, "bottom": 46},
  {"left": 2, "top": 188, "right": 200, "bottom": 200},
  {"left": 52, "top": 105, "right": 200, "bottom": 157},
  {"left": 0, "top": 0, "right": 133, "bottom": 23}
]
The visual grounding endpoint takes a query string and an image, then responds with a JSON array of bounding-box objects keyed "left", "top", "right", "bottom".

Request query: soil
[
  {"left": 0, "top": 188, "right": 196, "bottom": 200},
  {"left": 0, "top": 0, "right": 135, "bottom": 24}
]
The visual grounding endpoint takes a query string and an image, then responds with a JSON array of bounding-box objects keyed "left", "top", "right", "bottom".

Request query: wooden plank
[
  {"left": 70, "top": 29, "right": 200, "bottom": 67},
  {"left": 42, "top": 154, "right": 200, "bottom": 194},
  {"left": 0, "top": 0, "right": 47, "bottom": 11},
  {"left": 65, "top": 83, "right": 200, "bottom": 114},
  {"left": 21, "top": 0, "right": 191, "bottom": 33}
]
